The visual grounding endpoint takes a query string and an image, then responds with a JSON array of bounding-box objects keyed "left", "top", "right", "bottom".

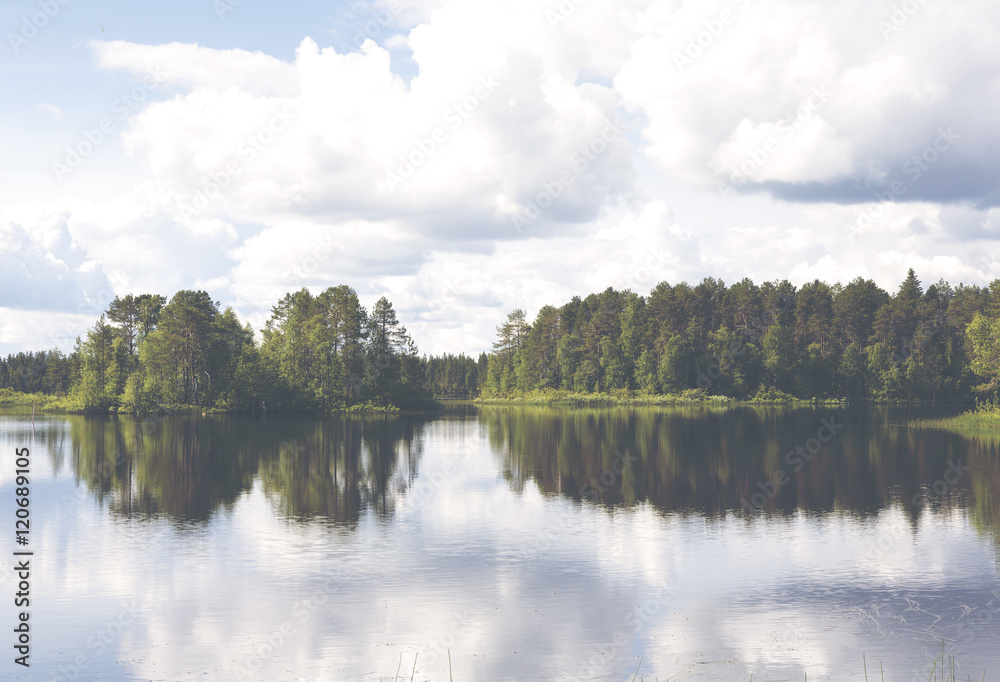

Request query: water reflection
[
  {"left": 51, "top": 406, "right": 1000, "bottom": 547},
  {"left": 480, "top": 405, "right": 1000, "bottom": 541},
  {"left": 63, "top": 413, "right": 429, "bottom": 525},
  {"left": 4, "top": 406, "right": 999, "bottom": 680}
]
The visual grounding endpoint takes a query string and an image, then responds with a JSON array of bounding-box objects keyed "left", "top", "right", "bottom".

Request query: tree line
[
  {"left": 7, "top": 269, "right": 1000, "bottom": 410},
  {"left": 480, "top": 269, "right": 1000, "bottom": 402},
  {"left": 1, "top": 287, "right": 481, "bottom": 413}
]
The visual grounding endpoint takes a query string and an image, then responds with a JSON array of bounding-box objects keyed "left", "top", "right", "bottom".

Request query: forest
[
  {"left": 0, "top": 286, "right": 481, "bottom": 413},
  {"left": 479, "top": 269, "right": 1000, "bottom": 403},
  {"left": 3, "top": 269, "right": 1000, "bottom": 412}
]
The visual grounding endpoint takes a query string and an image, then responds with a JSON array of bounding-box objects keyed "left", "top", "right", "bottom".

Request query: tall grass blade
[{"left": 631, "top": 655, "right": 644, "bottom": 682}]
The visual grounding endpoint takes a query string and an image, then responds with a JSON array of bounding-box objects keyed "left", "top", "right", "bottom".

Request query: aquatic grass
[
  {"left": 861, "top": 652, "right": 887, "bottom": 682},
  {"left": 493, "top": 653, "right": 988, "bottom": 682},
  {"left": 917, "top": 398, "right": 1000, "bottom": 433},
  {"left": 739, "top": 653, "right": 986, "bottom": 682},
  {"left": 631, "top": 655, "right": 643, "bottom": 681},
  {"left": 475, "top": 387, "right": 732, "bottom": 406},
  {"left": 475, "top": 386, "right": 849, "bottom": 407},
  {"left": 923, "top": 645, "right": 968, "bottom": 682},
  {"left": 386, "top": 647, "right": 989, "bottom": 679}
]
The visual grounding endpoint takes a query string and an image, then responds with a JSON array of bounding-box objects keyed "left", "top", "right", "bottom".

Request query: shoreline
[
  {"left": 0, "top": 388, "right": 441, "bottom": 416},
  {"left": 913, "top": 404, "right": 1000, "bottom": 432},
  {"left": 472, "top": 388, "right": 967, "bottom": 408},
  {"left": 4, "top": 386, "right": 979, "bottom": 414}
]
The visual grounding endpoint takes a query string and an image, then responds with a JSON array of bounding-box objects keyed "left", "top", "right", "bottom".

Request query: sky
[{"left": 1, "top": 0, "right": 999, "bottom": 357}]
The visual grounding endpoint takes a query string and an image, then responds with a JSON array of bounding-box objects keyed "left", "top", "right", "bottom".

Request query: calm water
[{"left": 1, "top": 405, "right": 999, "bottom": 681}]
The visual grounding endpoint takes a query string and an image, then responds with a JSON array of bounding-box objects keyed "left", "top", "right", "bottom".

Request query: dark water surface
[{"left": 2, "top": 404, "right": 999, "bottom": 681}]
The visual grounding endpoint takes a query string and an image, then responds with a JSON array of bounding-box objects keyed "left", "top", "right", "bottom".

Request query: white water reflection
[{"left": 0, "top": 411, "right": 998, "bottom": 681}]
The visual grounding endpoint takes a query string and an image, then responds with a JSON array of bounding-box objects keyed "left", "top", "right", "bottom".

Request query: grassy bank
[
  {"left": 0, "top": 388, "right": 76, "bottom": 411},
  {"left": 0, "top": 388, "right": 226, "bottom": 415},
  {"left": 476, "top": 388, "right": 728, "bottom": 406},
  {"left": 0, "top": 388, "right": 435, "bottom": 416},
  {"left": 918, "top": 399, "right": 1000, "bottom": 432},
  {"left": 474, "top": 387, "right": 849, "bottom": 407}
]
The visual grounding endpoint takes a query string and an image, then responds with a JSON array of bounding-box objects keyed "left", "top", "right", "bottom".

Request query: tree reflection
[
  {"left": 480, "top": 405, "right": 1000, "bottom": 543},
  {"left": 66, "top": 413, "right": 427, "bottom": 525},
  {"left": 258, "top": 415, "right": 423, "bottom": 523},
  {"left": 53, "top": 405, "right": 1000, "bottom": 556}
]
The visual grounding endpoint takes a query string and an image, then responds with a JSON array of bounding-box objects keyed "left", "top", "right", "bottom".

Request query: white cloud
[
  {"left": 90, "top": 40, "right": 300, "bottom": 97},
  {"left": 5, "top": 0, "right": 1000, "bottom": 355},
  {"left": 617, "top": 0, "right": 1000, "bottom": 204},
  {"left": 0, "top": 308, "right": 96, "bottom": 353}
]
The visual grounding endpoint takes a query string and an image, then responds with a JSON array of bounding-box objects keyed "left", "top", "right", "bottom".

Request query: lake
[{"left": 2, "top": 404, "right": 999, "bottom": 681}]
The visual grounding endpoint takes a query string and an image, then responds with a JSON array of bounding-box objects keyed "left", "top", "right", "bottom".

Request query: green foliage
[
  {"left": 599, "top": 337, "right": 627, "bottom": 391},
  {"left": 835, "top": 342, "right": 866, "bottom": 397},
  {"left": 635, "top": 348, "right": 659, "bottom": 394},
  {"left": 967, "top": 312, "right": 1000, "bottom": 396},
  {"left": 492, "top": 309, "right": 529, "bottom": 358},
  {"left": 573, "top": 358, "right": 599, "bottom": 393},
  {"left": 479, "top": 270, "right": 986, "bottom": 404},
  {"left": 121, "top": 370, "right": 154, "bottom": 414},
  {"left": 0, "top": 387, "right": 70, "bottom": 409},
  {"left": 499, "top": 364, "right": 513, "bottom": 396},
  {"left": 14, "top": 269, "right": 998, "bottom": 413},
  {"left": 23, "top": 285, "right": 436, "bottom": 414},
  {"left": 750, "top": 385, "right": 799, "bottom": 402},
  {"left": 423, "top": 353, "right": 480, "bottom": 398},
  {"left": 658, "top": 321, "right": 701, "bottom": 391},
  {"left": 144, "top": 290, "right": 221, "bottom": 406},
  {"left": 73, "top": 316, "right": 128, "bottom": 413},
  {"left": 557, "top": 334, "right": 581, "bottom": 390},
  {"left": 762, "top": 319, "right": 794, "bottom": 390},
  {"left": 0, "top": 349, "right": 72, "bottom": 394},
  {"left": 919, "top": 397, "right": 1000, "bottom": 433},
  {"left": 473, "top": 386, "right": 728, "bottom": 405}
]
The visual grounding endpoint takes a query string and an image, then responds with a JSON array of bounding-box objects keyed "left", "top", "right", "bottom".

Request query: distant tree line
[
  {"left": 2, "top": 287, "right": 480, "bottom": 413},
  {"left": 480, "top": 269, "right": 1000, "bottom": 402},
  {"left": 423, "top": 353, "right": 484, "bottom": 398},
  {"left": 0, "top": 350, "right": 74, "bottom": 395},
  {"left": 9, "top": 269, "right": 1000, "bottom": 410}
]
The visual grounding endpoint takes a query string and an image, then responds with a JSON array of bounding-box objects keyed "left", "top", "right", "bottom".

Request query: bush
[{"left": 751, "top": 385, "right": 799, "bottom": 403}]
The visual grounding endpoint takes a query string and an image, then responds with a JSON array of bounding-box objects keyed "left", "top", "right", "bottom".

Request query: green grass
[
  {"left": 475, "top": 387, "right": 732, "bottom": 406},
  {"left": 343, "top": 401, "right": 403, "bottom": 414},
  {"left": 917, "top": 398, "right": 1000, "bottom": 433},
  {"left": 0, "top": 386, "right": 451, "bottom": 416},
  {"left": 0, "top": 387, "right": 77, "bottom": 411},
  {"left": 475, "top": 386, "right": 847, "bottom": 407}
]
